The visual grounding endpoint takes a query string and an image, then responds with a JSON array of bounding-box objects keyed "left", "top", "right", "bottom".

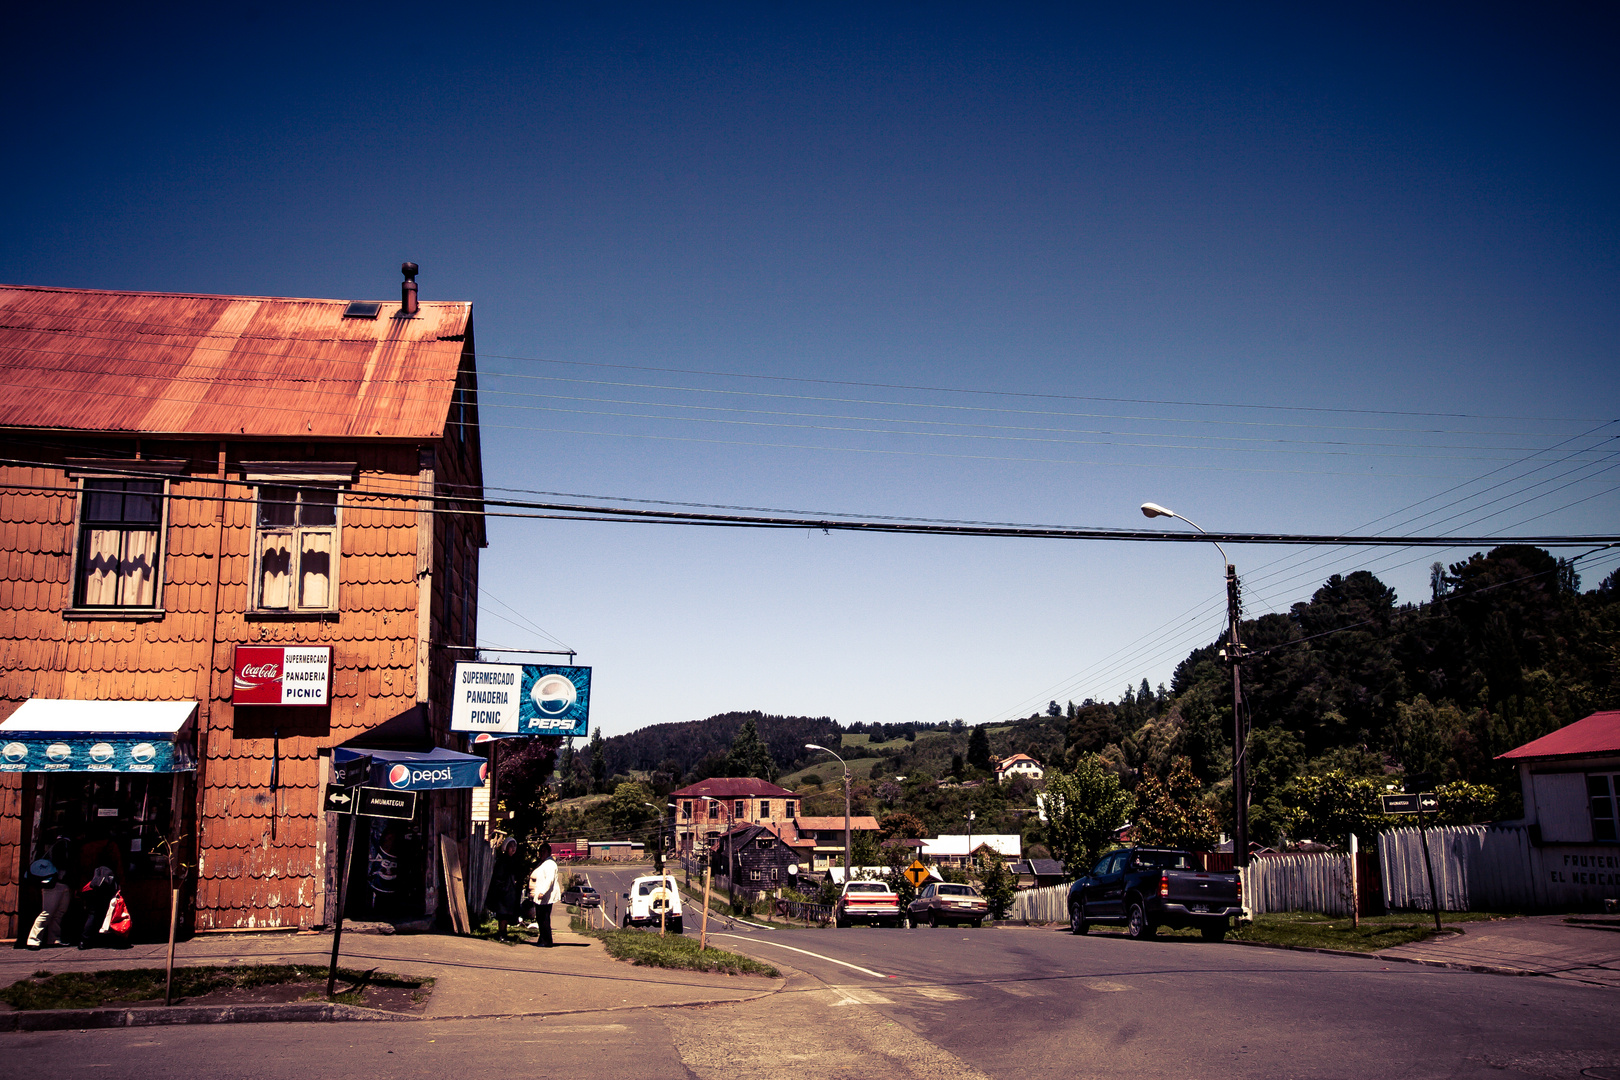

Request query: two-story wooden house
[{"left": 0, "top": 269, "right": 487, "bottom": 939}]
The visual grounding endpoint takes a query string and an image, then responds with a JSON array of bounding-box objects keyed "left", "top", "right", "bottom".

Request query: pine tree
[
  {"left": 967, "top": 725, "right": 992, "bottom": 772},
  {"left": 723, "top": 717, "right": 778, "bottom": 780},
  {"left": 589, "top": 728, "right": 606, "bottom": 794}
]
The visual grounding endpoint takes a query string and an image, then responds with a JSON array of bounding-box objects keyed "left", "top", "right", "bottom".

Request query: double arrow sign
[
  {"left": 1380, "top": 792, "right": 1440, "bottom": 815},
  {"left": 324, "top": 782, "right": 418, "bottom": 821}
]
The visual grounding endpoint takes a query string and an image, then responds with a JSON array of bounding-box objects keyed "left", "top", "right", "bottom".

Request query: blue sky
[{"left": 4, "top": 4, "right": 1617, "bottom": 736}]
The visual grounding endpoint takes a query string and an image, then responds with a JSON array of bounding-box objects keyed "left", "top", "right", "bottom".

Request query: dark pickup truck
[{"left": 1066, "top": 847, "right": 1244, "bottom": 941}]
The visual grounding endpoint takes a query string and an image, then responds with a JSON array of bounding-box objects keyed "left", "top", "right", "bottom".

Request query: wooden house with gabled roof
[{"left": 0, "top": 267, "right": 488, "bottom": 939}]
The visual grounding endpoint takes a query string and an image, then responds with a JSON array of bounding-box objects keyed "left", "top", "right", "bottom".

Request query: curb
[{"left": 0, "top": 1001, "right": 414, "bottom": 1033}]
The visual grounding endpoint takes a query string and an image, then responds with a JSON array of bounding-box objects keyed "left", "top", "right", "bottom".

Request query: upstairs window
[
  {"left": 735, "top": 800, "right": 746, "bottom": 820},
  {"left": 785, "top": 800, "right": 796, "bottom": 819},
  {"left": 254, "top": 484, "right": 340, "bottom": 612},
  {"left": 681, "top": 800, "right": 693, "bottom": 820},
  {"left": 75, "top": 478, "right": 165, "bottom": 608}
]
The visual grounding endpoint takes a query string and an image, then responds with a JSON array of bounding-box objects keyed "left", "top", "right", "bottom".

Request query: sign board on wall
[
  {"left": 450, "top": 663, "right": 591, "bottom": 738},
  {"left": 232, "top": 646, "right": 332, "bottom": 706}
]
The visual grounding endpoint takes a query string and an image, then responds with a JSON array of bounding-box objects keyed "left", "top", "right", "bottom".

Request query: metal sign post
[
  {"left": 326, "top": 800, "right": 358, "bottom": 998},
  {"left": 1381, "top": 791, "right": 1443, "bottom": 933}
]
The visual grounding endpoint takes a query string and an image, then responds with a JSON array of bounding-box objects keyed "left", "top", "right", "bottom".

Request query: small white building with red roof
[{"left": 1496, "top": 710, "right": 1620, "bottom": 907}]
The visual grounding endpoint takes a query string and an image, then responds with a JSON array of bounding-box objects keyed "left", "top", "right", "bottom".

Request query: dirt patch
[{"left": 0, "top": 965, "right": 433, "bottom": 1014}]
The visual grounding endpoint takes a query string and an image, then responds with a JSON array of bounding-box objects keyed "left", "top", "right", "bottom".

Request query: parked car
[
  {"left": 907, "top": 881, "right": 988, "bottom": 928},
  {"left": 560, "top": 884, "right": 601, "bottom": 908},
  {"left": 621, "top": 874, "right": 683, "bottom": 933},
  {"left": 836, "top": 880, "right": 902, "bottom": 927},
  {"left": 1066, "top": 847, "right": 1243, "bottom": 941}
]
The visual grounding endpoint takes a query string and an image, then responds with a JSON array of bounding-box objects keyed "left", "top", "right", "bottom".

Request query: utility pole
[
  {"left": 1140, "top": 503, "right": 1249, "bottom": 869},
  {"left": 1226, "top": 562, "right": 1249, "bottom": 868}
]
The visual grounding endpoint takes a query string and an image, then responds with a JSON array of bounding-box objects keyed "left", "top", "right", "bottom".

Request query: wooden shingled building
[{"left": 0, "top": 266, "right": 488, "bottom": 939}]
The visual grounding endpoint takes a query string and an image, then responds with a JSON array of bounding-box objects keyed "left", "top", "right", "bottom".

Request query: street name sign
[
  {"left": 1381, "top": 792, "right": 1438, "bottom": 814},
  {"left": 330, "top": 753, "right": 371, "bottom": 788},
  {"left": 356, "top": 786, "right": 417, "bottom": 821},
  {"left": 904, "top": 860, "right": 931, "bottom": 888}
]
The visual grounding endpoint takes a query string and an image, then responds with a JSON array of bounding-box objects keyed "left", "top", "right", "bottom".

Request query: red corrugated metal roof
[
  {"left": 1497, "top": 711, "right": 1620, "bottom": 760},
  {"left": 671, "top": 777, "right": 795, "bottom": 799},
  {"left": 0, "top": 283, "right": 470, "bottom": 439}
]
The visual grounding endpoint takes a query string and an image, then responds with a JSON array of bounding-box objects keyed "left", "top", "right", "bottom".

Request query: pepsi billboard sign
[{"left": 450, "top": 663, "right": 591, "bottom": 738}]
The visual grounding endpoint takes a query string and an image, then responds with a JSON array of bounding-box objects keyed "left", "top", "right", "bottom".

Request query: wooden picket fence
[
  {"left": 1004, "top": 851, "right": 1384, "bottom": 922},
  {"left": 1378, "top": 824, "right": 1535, "bottom": 912},
  {"left": 1007, "top": 883, "right": 1069, "bottom": 923}
]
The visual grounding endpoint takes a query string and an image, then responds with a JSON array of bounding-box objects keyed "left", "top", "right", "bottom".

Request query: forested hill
[{"left": 601, "top": 710, "right": 842, "bottom": 782}]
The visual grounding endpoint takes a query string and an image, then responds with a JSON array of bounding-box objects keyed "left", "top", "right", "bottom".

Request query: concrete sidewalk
[
  {"left": 1374, "top": 914, "right": 1620, "bottom": 988},
  {"left": 0, "top": 904, "right": 784, "bottom": 1027}
]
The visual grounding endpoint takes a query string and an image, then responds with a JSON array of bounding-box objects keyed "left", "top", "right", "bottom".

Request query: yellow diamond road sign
[{"left": 905, "top": 860, "right": 930, "bottom": 888}]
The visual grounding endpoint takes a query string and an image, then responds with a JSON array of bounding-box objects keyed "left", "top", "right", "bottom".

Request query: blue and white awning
[
  {"left": 333, "top": 746, "right": 487, "bottom": 791},
  {"left": 0, "top": 699, "right": 198, "bottom": 774}
]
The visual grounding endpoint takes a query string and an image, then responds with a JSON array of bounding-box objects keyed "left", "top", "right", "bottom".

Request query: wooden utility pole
[{"left": 1227, "top": 562, "right": 1249, "bottom": 868}]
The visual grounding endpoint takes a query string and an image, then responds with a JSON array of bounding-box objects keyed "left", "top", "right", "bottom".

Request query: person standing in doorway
[
  {"left": 487, "top": 837, "right": 524, "bottom": 939},
  {"left": 528, "top": 842, "right": 559, "bottom": 947},
  {"left": 26, "top": 860, "right": 70, "bottom": 949},
  {"left": 77, "top": 865, "right": 118, "bottom": 950}
]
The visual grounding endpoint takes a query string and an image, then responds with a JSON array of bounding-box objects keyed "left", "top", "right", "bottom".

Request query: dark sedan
[{"left": 906, "top": 881, "right": 988, "bottom": 928}]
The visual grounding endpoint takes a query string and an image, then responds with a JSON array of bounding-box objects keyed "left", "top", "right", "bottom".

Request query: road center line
[{"left": 711, "top": 933, "right": 891, "bottom": 978}]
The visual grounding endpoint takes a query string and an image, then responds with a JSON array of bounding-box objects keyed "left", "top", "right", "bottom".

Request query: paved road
[
  {"left": 7, "top": 865, "right": 1616, "bottom": 1079},
  {"left": 586, "top": 864, "right": 1620, "bottom": 1078}
]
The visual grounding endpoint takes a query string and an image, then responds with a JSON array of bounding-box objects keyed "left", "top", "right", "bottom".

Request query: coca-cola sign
[{"left": 233, "top": 645, "right": 331, "bottom": 706}]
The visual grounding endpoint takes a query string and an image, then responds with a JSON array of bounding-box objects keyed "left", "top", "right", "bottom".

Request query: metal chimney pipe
[{"left": 401, "top": 262, "right": 419, "bottom": 315}]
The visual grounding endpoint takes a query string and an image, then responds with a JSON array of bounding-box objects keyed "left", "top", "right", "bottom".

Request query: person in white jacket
[{"left": 528, "top": 842, "right": 560, "bottom": 947}]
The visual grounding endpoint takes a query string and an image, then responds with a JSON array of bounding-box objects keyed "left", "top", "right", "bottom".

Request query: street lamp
[
  {"left": 805, "top": 743, "right": 852, "bottom": 881},
  {"left": 1141, "top": 502, "right": 1250, "bottom": 867}
]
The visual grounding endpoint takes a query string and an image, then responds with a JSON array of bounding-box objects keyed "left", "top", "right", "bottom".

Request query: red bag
[{"left": 100, "top": 891, "right": 132, "bottom": 938}]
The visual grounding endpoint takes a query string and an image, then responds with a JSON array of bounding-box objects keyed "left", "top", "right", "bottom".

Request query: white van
[{"left": 622, "top": 874, "right": 683, "bottom": 933}]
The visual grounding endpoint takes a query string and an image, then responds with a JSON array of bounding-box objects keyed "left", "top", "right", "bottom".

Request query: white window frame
[
  {"left": 244, "top": 463, "right": 355, "bottom": 615},
  {"left": 1590, "top": 773, "right": 1620, "bottom": 843}
]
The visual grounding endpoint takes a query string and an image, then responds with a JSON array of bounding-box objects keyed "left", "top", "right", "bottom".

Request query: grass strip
[
  {"left": 0, "top": 964, "right": 431, "bottom": 1011},
  {"left": 1143, "top": 910, "right": 1506, "bottom": 952},
  {"left": 570, "top": 917, "right": 780, "bottom": 977}
]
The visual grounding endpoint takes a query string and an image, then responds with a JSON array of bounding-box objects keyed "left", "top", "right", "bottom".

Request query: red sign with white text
[{"left": 232, "top": 645, "right": 332, "bottom": 706}]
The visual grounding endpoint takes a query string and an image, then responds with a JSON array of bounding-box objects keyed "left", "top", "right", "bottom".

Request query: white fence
[
  {"left": 1379, "top": 824, "right": 1537, "bottom": 912},
  {"left": 1007, "top": 883, "right": 1069, "bottom": 923},
  {"left": 1005, "top": 856, "right": 1355, "bottom": 922},
  {"left": 1241, "top": 853, "right": 1356, "bottom": 916}
]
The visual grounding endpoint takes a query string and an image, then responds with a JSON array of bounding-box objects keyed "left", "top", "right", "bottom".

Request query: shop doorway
[{"left": 23, "top": 772, "right": 193, "bottom": 945}]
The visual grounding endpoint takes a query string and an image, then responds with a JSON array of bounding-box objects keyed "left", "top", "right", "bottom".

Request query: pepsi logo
[
  {"left": 479, "top": 761, "right": 489, "bottom": 783},
  {"left": 2, "top": 742, "right": 26, "bottom": 763},
  {"left": 89, "top": 742, "right": 115, "bottom": 762},
  {"left": 472, "top": 732, "right": 494, "bottom": 744},
  {"left": 532, "top": 673, "right": 577, "bottom": 716},
  {"left": 46, "top": 743, "right": 72, "bottom": 762},
  {"left": 130, "top": 743, "right": 157, "bottom": 763},
  {"left": 388, "top": 764, "right": 412, "bottom": 789}
]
